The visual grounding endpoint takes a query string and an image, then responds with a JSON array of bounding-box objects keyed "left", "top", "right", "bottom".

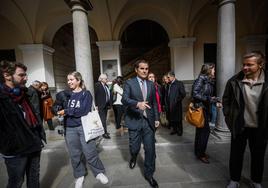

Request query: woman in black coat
[{"left": 192, "top": 63, "right": 220, "bottom": 163}]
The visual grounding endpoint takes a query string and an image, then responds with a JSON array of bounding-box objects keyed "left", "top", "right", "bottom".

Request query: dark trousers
[
  {"left": 4, "top": 151, "right": 41, "bottom": 188},
  {"left": 229, "top": 128, "right": 267, "bottom": 183},
  {"left": 98, "top": 106, "right": 108, "bottom": 134},
  {"left": 113, "top": 105, "right": 124, "bottom": 129},
  {"left": 194, "top": 110, "right": 210, "bottom": 158},
  {"left": 170, "top": 120, "right": 183, "bottom": 134},
  {"left": 128, "top": 118, "right": 156, "bottom": 178}
]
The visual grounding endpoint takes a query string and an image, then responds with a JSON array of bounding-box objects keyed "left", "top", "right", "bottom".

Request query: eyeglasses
[{"left": 17, "top": 73, "right": 27, "bottom": 77}]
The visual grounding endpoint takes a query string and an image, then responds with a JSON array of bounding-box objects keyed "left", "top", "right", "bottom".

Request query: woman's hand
[{"left": 216, "top": 102, "right": 222, "bottom": 108}]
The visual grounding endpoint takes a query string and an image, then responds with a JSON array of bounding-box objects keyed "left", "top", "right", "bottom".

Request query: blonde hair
[{"left": 68, "top": 71, "right": 86, "bottom": 89}]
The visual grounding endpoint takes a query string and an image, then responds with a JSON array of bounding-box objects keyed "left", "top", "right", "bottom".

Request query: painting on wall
[{"left": 102, "top": 59, "right": 118, "bottom": 82}]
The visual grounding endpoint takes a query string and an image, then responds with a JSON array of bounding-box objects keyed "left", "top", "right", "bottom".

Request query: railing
[{"left": 122, "top": 44, "right": 169, "bottom": 79}]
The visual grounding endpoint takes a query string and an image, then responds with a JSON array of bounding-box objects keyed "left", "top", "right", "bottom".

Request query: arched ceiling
[{"left": 0, "top": 0, "right": 267, "bottom": 46}]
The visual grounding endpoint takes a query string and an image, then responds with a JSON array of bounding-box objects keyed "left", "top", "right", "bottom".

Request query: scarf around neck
[{"left": 2, "top": 84, "right": 38, "bottom": 128}]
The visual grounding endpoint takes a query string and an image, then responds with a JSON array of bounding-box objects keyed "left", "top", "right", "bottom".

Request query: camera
[{"left": 57, "top": 115, "right": 65, "bottom": 136}]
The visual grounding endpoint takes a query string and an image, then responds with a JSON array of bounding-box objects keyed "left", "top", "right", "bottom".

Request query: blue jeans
[
  {"left": 210, "top": 103, "right": 217, "bottom": 124},
  {"left": 4, "top": 151, "right": 41, "bottom": 188},
  {"left": 65, "top": 126, "right": 105, "bottom": 178}
]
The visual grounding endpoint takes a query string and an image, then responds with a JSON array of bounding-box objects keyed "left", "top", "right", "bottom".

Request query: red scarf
[
  {"left": 155, "top": 84, "right": 162, "bottom": 113},
  {"left": 2, "top": 85, "right": 38, "bottom": 128}
]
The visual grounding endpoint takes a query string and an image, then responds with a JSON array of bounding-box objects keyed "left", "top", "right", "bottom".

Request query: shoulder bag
[
  {"left": 81, "top": 102, "right": 104, "bottom": 142},
  {"left": 185, "top": 102, "right": 205, "bottom": 128}
]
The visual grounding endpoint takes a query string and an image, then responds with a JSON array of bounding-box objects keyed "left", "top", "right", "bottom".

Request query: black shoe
[
  {"left": 129, "top": 156, "right": 136, "bottom": 169},
  {"left": 102, "top": 133, "right": 111, "bottom": 139},
  {"left": 170, "top": 131, "right": 176, "bottom": 135},
  {"left": 145, "top": 176, "right": 158, "bottom": 188}
]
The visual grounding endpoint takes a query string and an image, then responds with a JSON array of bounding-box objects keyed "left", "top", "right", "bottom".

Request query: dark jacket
[
  {"left": 94, "top": 81, "right": 111, "bottom": 109},
  {"left": 222, "top": 71, "right": 268, "bottom": 139},
  {"left": 122, "top": 78, "right": 159, "bottom": 131},
  {"left": 192, "top": 75, "right": 215, "bottom": 109},
  {"left": 167, "top": 79, "right": 186, "bottom": 122},
  {"left": 27, "top": 85, "right": 42, "bottom": 122},
  {"left": 0, "top": 91, "right": 45, "bottom": 156},
  {"left": 52, "top": 90, "right": 71, "bottom": 115}
]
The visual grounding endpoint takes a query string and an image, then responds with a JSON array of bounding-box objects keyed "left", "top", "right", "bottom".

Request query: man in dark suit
[
  {"left": 167, "top": 71, "right": 186, "bottom": 136},
  {"left": 27, "top": 80, "right": 42, "bottom": 122},
  {"left": 95, "top": 73, "right": 111, "bottom": 139},
  {"left": 122, "top": 59, "right": 160, "bottom": 188}
]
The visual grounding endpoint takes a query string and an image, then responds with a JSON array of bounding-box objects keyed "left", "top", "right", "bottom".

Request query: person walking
[
  {"left": 223, "top": 51, "right": 267, "bottom": 188},
  {"left": 192, "top": 63, "right": 220, "bottom": 164},
  {"left": 27, "top": 80, "right": 42, "bottom": 122},
  {"left": 166, "top": 71, "right": 186, "bottom": 136},
  {"left": 148, "top": 72, "right": 163, "bottom": 114},
  {"left": 111, "top": 76, "right": 124, "bottom": 136},
  {"left": 0, "top": 60, "right": 46, "bottom": 188},
  {"left": 122, "top": 59, "right": 160, "bottom": 188},
  {"left": 95, "top": 73, "right": 112, "bottom": 139},
  {"left": 57, "top": 71, "right": 108, "bottom": 187},
  {"left": 40, "top": 82, "right": 54, "bottom": 130}
]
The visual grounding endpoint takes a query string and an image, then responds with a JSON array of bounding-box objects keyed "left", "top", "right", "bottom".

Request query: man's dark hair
[
  {"left": 134, "top": 59, "right": 149, "bottom": 69},
  {"left": 0, "top": 60, "right": 27, "bottom": 84}
]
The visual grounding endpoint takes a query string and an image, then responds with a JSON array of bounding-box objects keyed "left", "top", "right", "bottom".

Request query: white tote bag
[{"left": 81, "top": 102, "right": 104, "bottom": 142}]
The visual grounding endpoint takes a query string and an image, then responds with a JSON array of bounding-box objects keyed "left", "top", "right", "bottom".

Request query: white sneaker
[
  {"left": 226, "top": 180, "right": 240, "bottom": 188},
  {"left": 96, "top": 173, "right": 109, "bottom": 184},
  {"left": 75, "top": 176, "right": 84, "bottom": 188},
  {"left": 251, "top": 182, "right": 262, "bottom": 188}
]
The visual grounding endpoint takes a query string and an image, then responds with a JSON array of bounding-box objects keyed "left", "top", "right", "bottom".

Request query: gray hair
[
  {"left": 32, "top": 80, "right": 41, "bottom": 85},
  {"left": 98, "top": 73, "right": 108, "bottom": 81}
]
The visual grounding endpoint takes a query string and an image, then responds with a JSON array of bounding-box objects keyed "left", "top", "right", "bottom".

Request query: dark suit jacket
[
  {"left": 94, "top": 81, "right": 111, "bottom": 109},
  {"left": 27, "top": 85, "right": 42, "bottom": 122},
  {"left": 167, "top": 79, "right": 186, "bottom": 122},
  {"left": 122, "top": 77, "right": 159, "bottom": 131}
]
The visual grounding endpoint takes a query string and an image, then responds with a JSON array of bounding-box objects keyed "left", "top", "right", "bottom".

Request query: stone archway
[
  {"left": 120, "top": 19, "right": 170, "bottom": 82},
  {"left": 52, "top": 23, "right": 100, "bottom": 91}
]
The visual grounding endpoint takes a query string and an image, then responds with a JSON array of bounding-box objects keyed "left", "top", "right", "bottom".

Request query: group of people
[
  {"left": 28, "top": 80, "right": 54, "bottom": 131},
  {"left": 0, "top": 50, "right": 267, "bottom": 188}
]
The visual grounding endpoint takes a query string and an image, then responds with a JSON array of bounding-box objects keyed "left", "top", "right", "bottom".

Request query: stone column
[
  {"left": 65, "top": 0, "right": 94, "bottom": 94},
  {"left": 213, "top": 0, "right": 236, "bottom": 141},
  {"left": 18, "top": 44, "right": 55, "bottom": 88},
  {"left": 168, "top": 38, "right": 196, "bottom": 81},
  {"left": 96, "top": 41, "right": 121, "bottom": 82}
]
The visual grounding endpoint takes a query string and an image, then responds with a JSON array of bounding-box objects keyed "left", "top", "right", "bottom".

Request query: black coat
[
  {"left": 94, "top": 81, "right": 111, "bottom": 109},
  {"left": 0, "top": 91, "right": 45, "bottom": 156},
  {"left": 167, "top": 79, "right": 186, "bottom": 122},
  {"left": 192, "top": 75, "right": 215, "bottom": 108},
  {"left": 27, "top": 85, "right": 42, "bottom": 121},
  {"left": 223, "top": 71, "right": 268, "bottom": 139},
  {"left": 52, "top": 89, "right": 71, "bottom": 115}
]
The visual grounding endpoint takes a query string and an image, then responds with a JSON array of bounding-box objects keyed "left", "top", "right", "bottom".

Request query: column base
[{"left": 211, "top": 126, "right": 231, "bottom": 143}]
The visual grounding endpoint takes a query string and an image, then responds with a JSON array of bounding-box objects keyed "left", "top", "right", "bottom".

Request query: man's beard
[{"left": 12, "top": 77, "right": 26, "bottom": 88}]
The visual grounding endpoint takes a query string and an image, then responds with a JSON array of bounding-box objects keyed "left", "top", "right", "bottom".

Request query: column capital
[
  {"left": 168, "top": 37, "right": 196, "bottom": 48},
  {"left": 96, "top": 41, "right": 121, "bottom": 51},
  {"left": 64, "top": 0, "right": 93, "bottom": 11},
  {"left": 18, "top": 44, "right": 55, "bottom": 55},
  {"left": 218, "top": 0, "right": 236, "bottom": 7}
]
